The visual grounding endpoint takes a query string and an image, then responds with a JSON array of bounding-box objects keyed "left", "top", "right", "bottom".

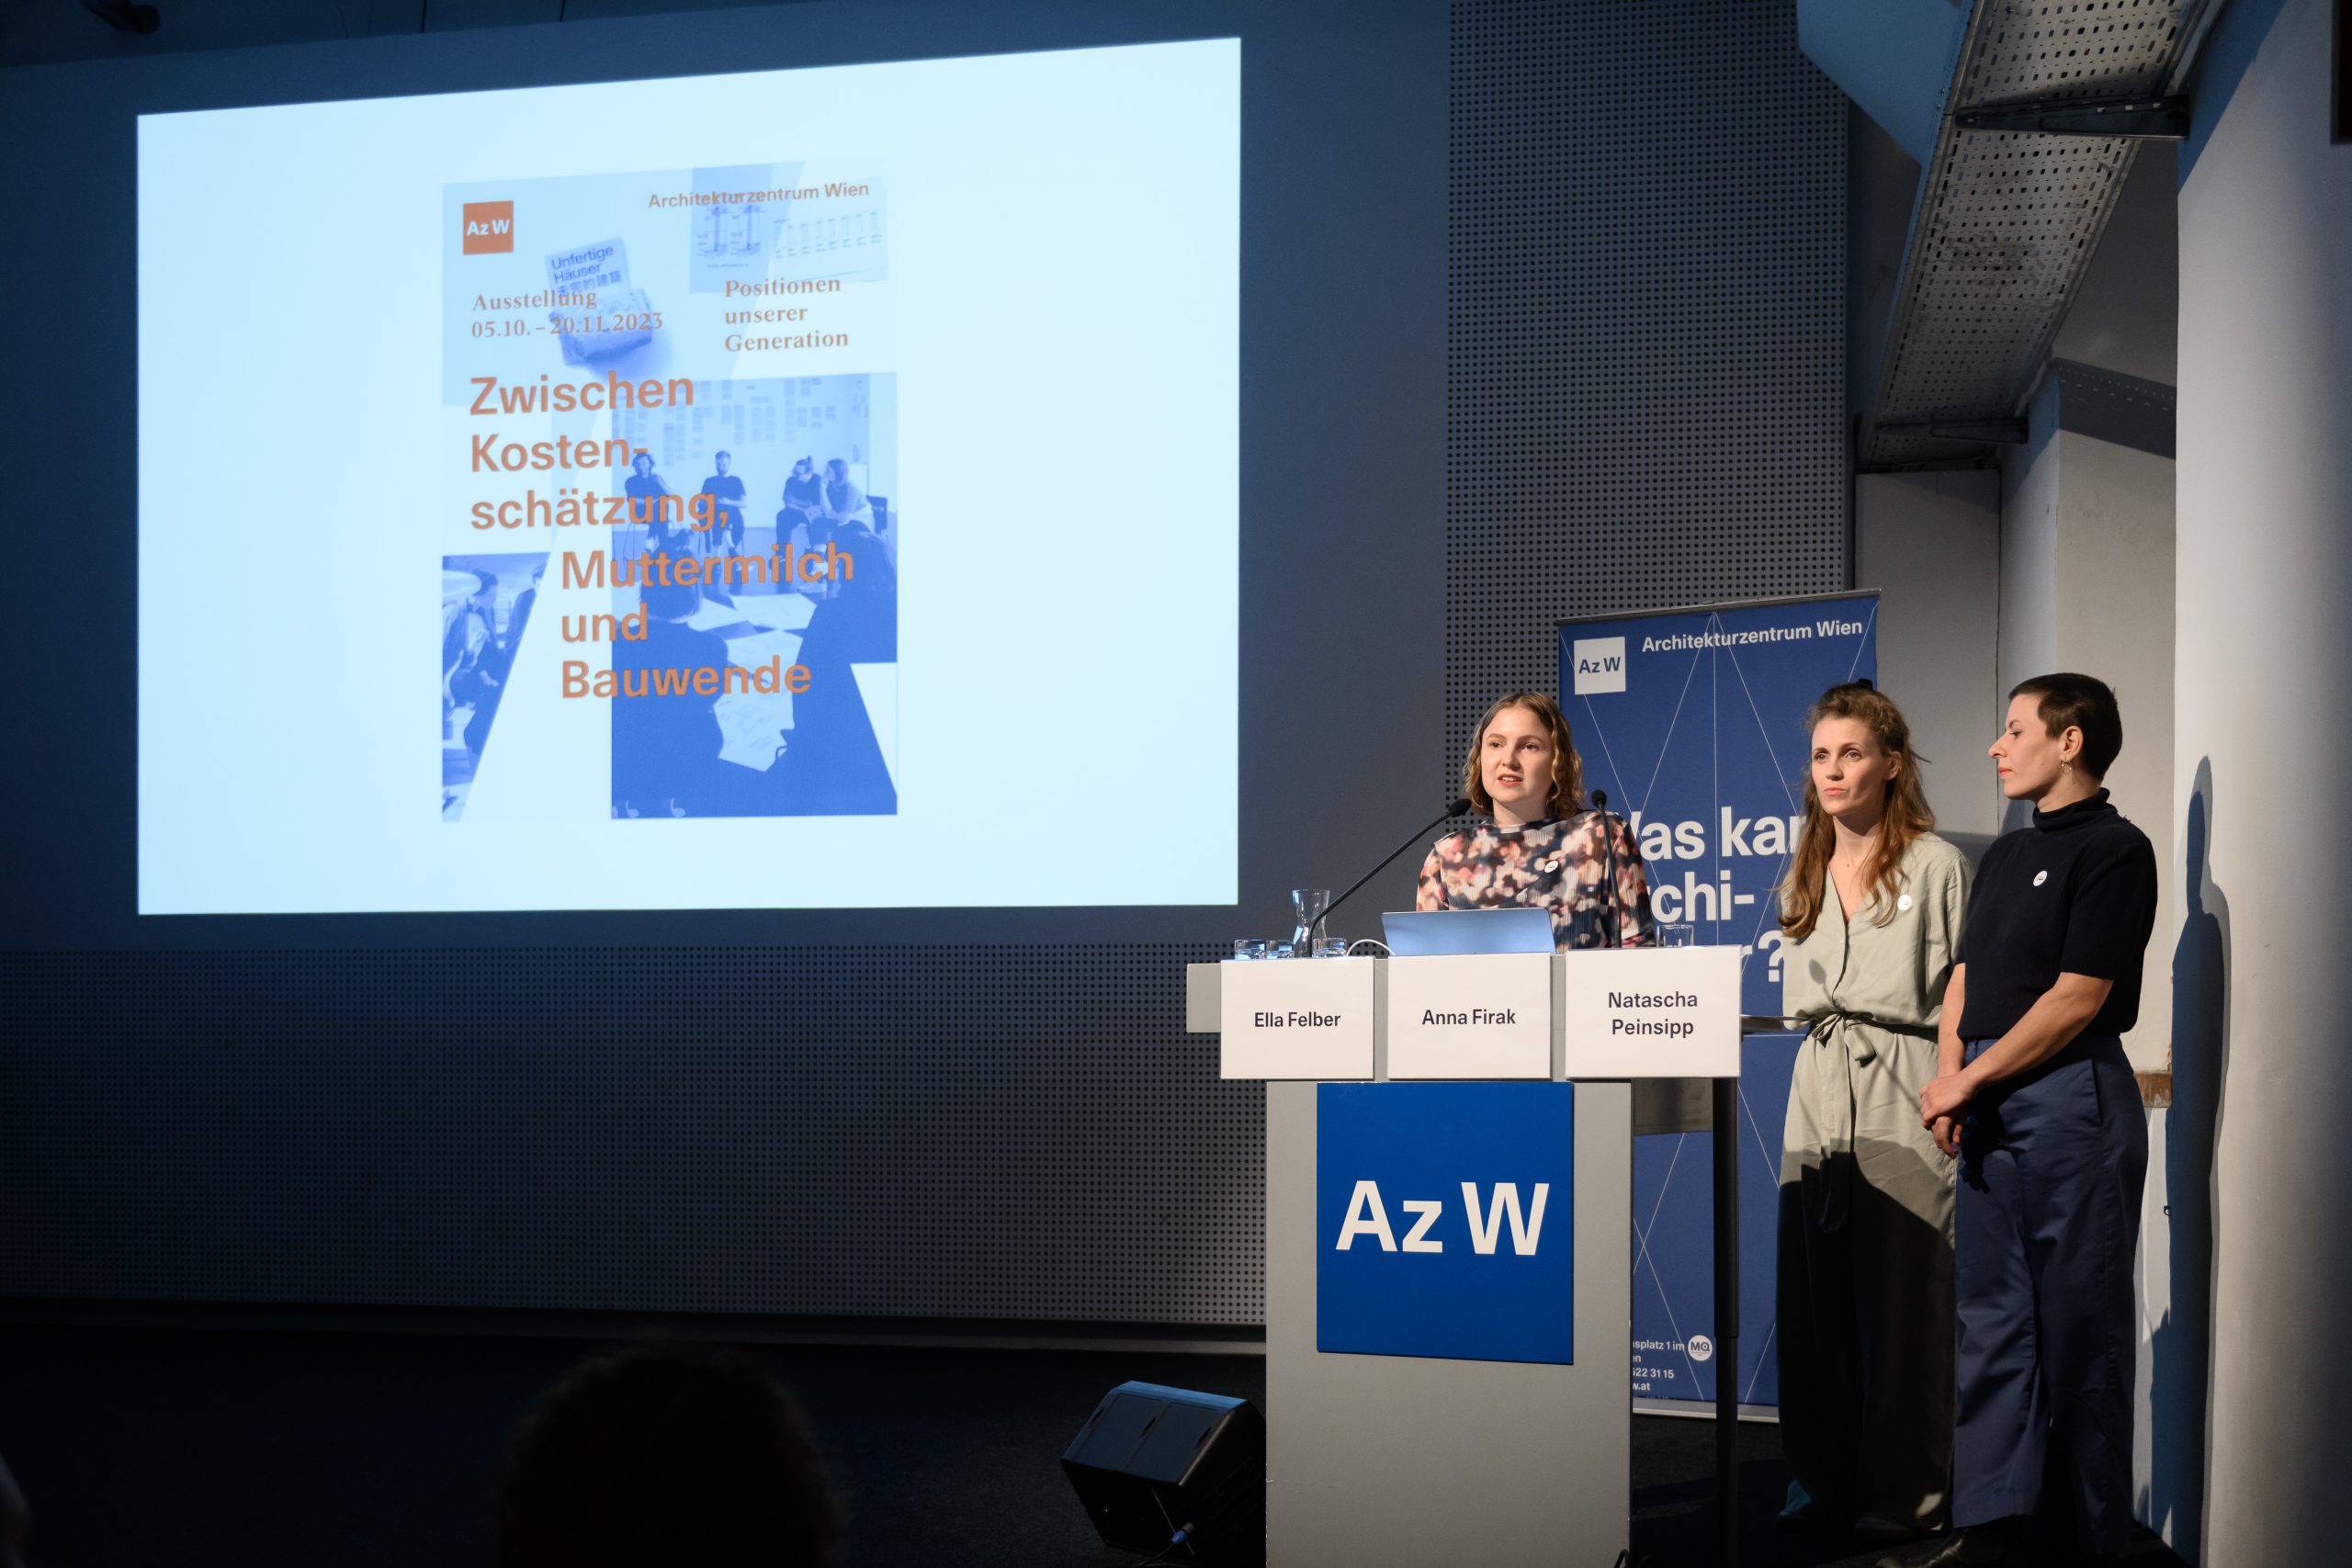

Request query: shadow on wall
[{"left": 2143, "top": 758, "right": 2228, "bottom": 1559}]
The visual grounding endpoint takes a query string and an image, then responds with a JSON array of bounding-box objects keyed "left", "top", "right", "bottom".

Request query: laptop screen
[{"left": 1380, "top": 908, "right": 1555, "bottom": 956}]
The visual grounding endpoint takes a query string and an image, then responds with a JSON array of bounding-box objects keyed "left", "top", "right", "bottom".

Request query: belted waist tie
[{"left": 1796, "top": 1008, "right": 1937, "bottom": 1231}]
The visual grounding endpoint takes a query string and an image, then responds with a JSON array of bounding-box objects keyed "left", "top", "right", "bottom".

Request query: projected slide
[{"left": 138, "top": 41, "right": 1238, "bottom": 913}]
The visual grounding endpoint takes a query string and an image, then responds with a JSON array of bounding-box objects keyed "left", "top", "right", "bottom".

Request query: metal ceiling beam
[
  {"left": 1878, "top": 418, "right": 2031, "bottom": 446},
  {"left": 1953, "top": 95, "right": 2189, "bottom": 141}
]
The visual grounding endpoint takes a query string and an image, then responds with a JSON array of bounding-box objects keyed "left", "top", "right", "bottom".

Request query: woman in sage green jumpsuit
[{"left": 1776, "top": 682, "right": 1970, "bottom": 1540}]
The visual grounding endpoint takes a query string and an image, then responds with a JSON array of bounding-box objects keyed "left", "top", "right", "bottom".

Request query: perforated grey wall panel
[
  {"left": 0, "top": 946, "right": 1262, "bottom": 1320},
  {"left": 1444, "top": 0, "right": 1849, "bottom": 765}
]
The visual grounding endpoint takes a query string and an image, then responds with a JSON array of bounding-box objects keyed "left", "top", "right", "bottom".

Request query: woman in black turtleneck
[{"left": 1891, "top": 674, "right": 2157, "bottom": 1568}]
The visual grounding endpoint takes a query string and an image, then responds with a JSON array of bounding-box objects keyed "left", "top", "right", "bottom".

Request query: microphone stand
[
  {"left": 1591, "top": 785, "right": 1739, "bottom": 1563},
  {"left": 1591, "top": 788, "right": 1622, "bottom": 949},
  {"left": 1322, "top": 797, "right": 1474, "bottom": 932}
]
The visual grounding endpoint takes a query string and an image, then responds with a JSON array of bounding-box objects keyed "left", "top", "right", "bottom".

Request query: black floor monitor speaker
[{"left": 1061, "top": 1380, "right": 1266, "bottom": 1565}]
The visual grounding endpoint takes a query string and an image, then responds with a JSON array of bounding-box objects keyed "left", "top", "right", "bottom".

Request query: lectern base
[{"left": 1264, "top": 1079, "right": 1632, "bottom": 1567}]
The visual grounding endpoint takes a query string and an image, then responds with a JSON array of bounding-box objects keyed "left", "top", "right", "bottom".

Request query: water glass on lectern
[{"left": 1291, "top": 887, "right": 1330, "bottom": 951}]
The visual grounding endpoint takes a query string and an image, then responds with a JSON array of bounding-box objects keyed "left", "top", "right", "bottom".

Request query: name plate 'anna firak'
[{"left": 1385, "top": 953, "right": 1555, "bottom": 1079}]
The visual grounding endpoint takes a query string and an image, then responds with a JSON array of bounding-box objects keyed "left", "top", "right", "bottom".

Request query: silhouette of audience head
[{"left": 493, "top": 1341, "right": 838, "bottom": 1568}]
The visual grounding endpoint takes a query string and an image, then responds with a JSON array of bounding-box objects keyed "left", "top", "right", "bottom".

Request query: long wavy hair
[
  {"left": 1460, "top": 692, "right": 1586, "bottom": 819},
  {"left": 1779, "top": 682, "right": 1935, "bottom": 942}
]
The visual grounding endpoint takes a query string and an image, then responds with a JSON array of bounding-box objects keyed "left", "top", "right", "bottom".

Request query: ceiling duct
[{"left": 1804, "top": 0, "right": 2224, "bottom": 468}]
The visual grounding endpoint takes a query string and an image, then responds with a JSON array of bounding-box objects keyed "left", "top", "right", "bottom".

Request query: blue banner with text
[{"left": 1560, "top": 592, "right": 1877, "bottom": 1410}]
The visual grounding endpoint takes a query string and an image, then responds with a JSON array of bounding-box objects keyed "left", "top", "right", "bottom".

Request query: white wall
[
  {"left": 1854, "top": 468, "right": 2002, "bottom": 843},
  {"left": 2054, "top": 430, "right": 2176, "bottom": 1072},
  {"left": 2173, "top": 0, "right": 2352, "bottom": 1561}
]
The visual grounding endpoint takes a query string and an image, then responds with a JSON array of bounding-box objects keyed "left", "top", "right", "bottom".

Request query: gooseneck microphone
[
  {"left": 1592, "top": 788, "right": 1623, "bottom": 948},
  {"left": 1324, "top": 796, "right": 1476, "bottom": 928}
]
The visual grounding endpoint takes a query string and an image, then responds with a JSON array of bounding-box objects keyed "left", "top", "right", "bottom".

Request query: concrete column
[
  {"left": 1854, "top": 469, "right": 2002, "bottom": 853},
  {"left": 1997, "top": 379, "right": 2177, "bottom": 1073}
]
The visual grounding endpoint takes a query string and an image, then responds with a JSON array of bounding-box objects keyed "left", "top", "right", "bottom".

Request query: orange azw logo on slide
[{"left": 461, "top": 201, "right": 514, "bottom": 255}]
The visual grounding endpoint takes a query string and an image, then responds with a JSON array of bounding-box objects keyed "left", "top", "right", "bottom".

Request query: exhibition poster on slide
[
  {"left": 138, "top": 42, "right": 1240, "bottom": 914},
  {"left": 439, "top": 163, "right": 901, "bottom": 826}
]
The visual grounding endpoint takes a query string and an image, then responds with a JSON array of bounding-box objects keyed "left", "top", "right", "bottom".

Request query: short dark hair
[
  {"left": 2011, "top": 671, "right": 2123, "bottom": 779},
  {"left": 714, "top": 449, "right": 731, "bottom": 460},
  {"left": 493, "top": 1342, "right": 838, "bottom": 1568},
  {"left": 641, "top": 578, "right": 699, "bottom": 620}
]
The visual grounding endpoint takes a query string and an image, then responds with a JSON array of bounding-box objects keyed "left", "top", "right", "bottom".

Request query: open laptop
[{"left": 1380, "top": 908, "right": 1555, "bottom": 956}]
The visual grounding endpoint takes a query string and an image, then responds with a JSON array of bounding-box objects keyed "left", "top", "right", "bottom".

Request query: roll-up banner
[{"left": 1559, "top": 592, "right": 1878, "bottom": 1412}]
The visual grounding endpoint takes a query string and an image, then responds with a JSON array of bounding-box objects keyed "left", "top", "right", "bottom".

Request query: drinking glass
[
  {"left": 1657, "top": 923, "right": 1697, "bottom": 949},
  {"left": 1232, "top": 938, "right": 1270, "bottom": 962}
]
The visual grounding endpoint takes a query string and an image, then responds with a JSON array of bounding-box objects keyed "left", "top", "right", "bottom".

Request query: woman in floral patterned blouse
[{"left": 1415, "top": 691, "right": 1654, "bottom": 950}]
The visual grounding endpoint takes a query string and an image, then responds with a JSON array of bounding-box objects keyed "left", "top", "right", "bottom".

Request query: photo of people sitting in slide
[
  {"left": 441, "top": 554, "right": 547, "bottom": 822},
  {"left": 600, "top": 373, "right": 897, "bottom": 819}
]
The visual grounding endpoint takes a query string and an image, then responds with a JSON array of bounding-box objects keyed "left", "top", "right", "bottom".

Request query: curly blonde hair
[{"left": 1460, "top": 692, "right": 1586, "bottom": 819}]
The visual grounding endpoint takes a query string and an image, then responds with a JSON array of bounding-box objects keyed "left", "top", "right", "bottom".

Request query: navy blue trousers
[{"left": 1953, "top": 1033, "right": 2147, "bottom": 1556}]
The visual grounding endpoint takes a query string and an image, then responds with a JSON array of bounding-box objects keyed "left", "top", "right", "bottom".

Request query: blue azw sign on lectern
[{"left": 1315, "top": 1082, "right": 1576, "bottom": 1364}]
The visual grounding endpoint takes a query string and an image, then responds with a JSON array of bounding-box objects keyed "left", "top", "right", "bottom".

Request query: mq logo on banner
[{"left": 1317, "top": 1082, "right": 1574, "bottom": 1365}]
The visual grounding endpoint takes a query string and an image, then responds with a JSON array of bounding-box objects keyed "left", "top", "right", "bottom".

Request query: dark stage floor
[{"left": 0, "top": 1324, "right": 2188, "bottom": 1567}]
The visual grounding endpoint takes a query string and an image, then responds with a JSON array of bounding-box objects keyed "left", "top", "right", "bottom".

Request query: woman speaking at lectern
[
  {"left": 1414, "top": 691, "right": 1653, "bottom": 949},
  {"left": 1772, "top": 681, "right": 1970, "bottom": 1543}
]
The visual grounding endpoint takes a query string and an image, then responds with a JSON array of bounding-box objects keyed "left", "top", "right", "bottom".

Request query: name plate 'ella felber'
[{"left": 1218, "top": 957, "right": 1376, "bottom": 1079}]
